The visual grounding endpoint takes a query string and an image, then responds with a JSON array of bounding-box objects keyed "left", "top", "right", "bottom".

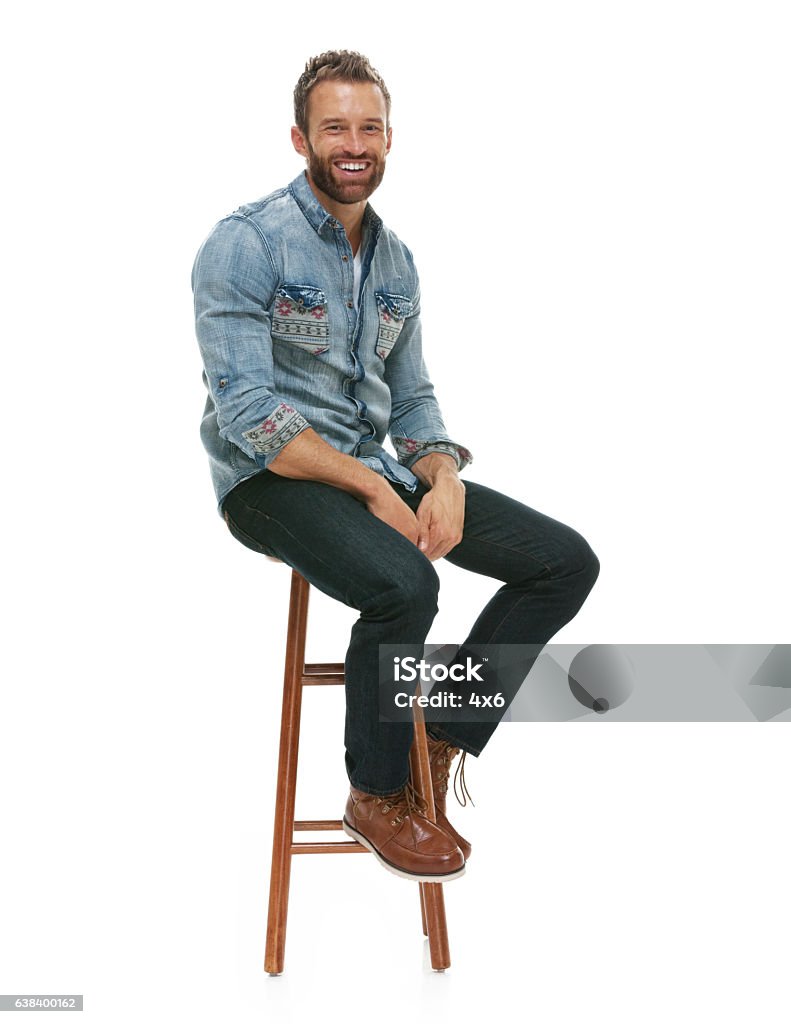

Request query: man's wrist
[{"left": 411, "top": 452, "right": 460, "bottom": 488}]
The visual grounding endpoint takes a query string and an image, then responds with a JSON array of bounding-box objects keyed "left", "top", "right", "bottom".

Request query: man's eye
[
  {"left": 326, "top": 125, "right": 342, "bottom": 132},
  {"left": 363, "top": 125, "right": 381, "bottom": 133}
]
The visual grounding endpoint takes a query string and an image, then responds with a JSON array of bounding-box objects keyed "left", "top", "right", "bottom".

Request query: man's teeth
[{"left": 337, "top": 163, "right": 367, "bottom": 171}]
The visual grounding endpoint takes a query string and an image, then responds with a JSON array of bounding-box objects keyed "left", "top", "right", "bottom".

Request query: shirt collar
[{"left": 289, "top": 170, "right": 383, "bottom": 238}]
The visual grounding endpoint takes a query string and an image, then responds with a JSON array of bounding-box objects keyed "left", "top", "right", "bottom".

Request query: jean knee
[
  {"left": 581, "top": 543, "right": 600, "bottom": 598},
  {"left": 403, "top": 556, "right": 441, "bottom": 618},
  {"left": 565, "top": 536, "right": 598, "bottom": 598},
  {"left": 557, "top": 529, "right": 600, "bottom": 596},
  {"left": 375, "top": 555, "right": 440, "bottom": 625}
]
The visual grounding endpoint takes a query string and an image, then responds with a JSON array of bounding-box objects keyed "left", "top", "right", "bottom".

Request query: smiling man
[
  {"left": 292, "top": 80, "right": 389, "bottom": 211},
  {"left": 192, "top": 50, "right": 600, "bottom": 884}
]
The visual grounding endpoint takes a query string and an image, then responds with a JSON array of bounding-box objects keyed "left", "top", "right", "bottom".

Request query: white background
[{"left": 1, "top": 1, "right": 789, "bottom": 1021}]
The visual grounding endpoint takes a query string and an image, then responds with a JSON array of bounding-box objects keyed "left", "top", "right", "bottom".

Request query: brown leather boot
[
  {"left": 343, "top": 780, "right": 466, "bottom": 882},
  {"left": 426, "top": 734, "right": 473, "bottom": 861}
]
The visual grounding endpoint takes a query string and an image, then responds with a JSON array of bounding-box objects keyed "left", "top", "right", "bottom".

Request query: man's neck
[{"left": 305, "top": 173, "right": 366, "bottom": 255}]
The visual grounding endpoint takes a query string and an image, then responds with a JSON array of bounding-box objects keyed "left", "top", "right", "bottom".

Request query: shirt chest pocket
[
  {"left": 375, "top": 292, "right": 413, "bottom": 360},
  {"left": 271, "top": 284, "right": 330, "bottom": 355}
]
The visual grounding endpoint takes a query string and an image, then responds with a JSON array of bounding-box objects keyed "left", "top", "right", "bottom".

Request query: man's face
[{"left": 291, "top": 80, "right": 392, "bottom": 206}]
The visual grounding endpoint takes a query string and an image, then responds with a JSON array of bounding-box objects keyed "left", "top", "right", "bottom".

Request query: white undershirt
[{"left": 352, "top": 248, "right": 362, "bottom": 311}]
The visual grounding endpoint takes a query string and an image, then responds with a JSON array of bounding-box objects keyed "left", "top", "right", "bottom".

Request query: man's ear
[
  {"left": 385, "top": 126, "right": 393, "bottom": 155},
  {"left": 291, "top": 125, "right": 308, "bottom": 159}
]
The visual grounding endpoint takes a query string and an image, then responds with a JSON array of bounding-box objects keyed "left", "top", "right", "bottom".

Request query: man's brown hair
[{"left": 293, "top": 50, "right": 392, "bottom": 135}]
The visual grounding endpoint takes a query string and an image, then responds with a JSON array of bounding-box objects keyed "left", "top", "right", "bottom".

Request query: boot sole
[{"left": 342, "top": 818, "right": 466, "bottom": 883}]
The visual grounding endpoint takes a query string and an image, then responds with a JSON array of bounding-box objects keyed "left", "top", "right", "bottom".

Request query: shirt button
[
  {"left": 347, "top": 301, "right": 354, "bottom": 308},
  {"left": 342, "top": 255, "right": 348, "bottom": 262}
]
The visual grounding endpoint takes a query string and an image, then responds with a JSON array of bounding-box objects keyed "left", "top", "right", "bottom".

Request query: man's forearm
[
  {"left": 410, "top": 452, "right": 460, "bottom": 488},
  {"left": 266, "top": 427, "right": 387, "bottom": 502}
]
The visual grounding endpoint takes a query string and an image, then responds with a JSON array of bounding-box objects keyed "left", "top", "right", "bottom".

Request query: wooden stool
[{"left": 264, "top": 567, "right": 452, "bottom": 974}]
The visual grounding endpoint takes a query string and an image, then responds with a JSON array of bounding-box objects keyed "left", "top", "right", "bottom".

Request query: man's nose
[{"left": 343, "top": 129, "right": 366, "bottom": 154}]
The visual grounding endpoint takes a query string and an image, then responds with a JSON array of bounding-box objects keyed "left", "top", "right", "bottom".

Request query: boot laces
[
  {"left": 430, "top": 740, "right": 475, "bottom": 808},
  {"left": 375, "top": 780, "right": 427, "bottom": 826}
]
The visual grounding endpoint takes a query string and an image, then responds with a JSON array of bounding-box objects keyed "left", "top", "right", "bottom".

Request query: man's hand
[
  {"left": 365, "top": 482, "right": 421, "bottom": 546},
  {"left": 411, "top": 453, "right": 466, "bottom": 561},
  {"left": 414, "top": 474, "right": 466, "bottom": 560}
]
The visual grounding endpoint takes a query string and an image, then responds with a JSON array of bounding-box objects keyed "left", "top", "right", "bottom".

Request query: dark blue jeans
[{"left": 222, "top": 472, "right": 600, "bottom": 796}]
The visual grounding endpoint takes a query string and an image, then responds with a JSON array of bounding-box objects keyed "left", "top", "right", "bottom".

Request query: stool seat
[{"left": 264, "top": 567, "right": 452, "bottom": 973}]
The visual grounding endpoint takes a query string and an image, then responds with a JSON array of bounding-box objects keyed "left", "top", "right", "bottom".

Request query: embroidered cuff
[
  {"left": 242, "top": 403, "right": 310, "bottom": 458},
  {"left": 392, "top": 437, "right": 473, "bottom": 473}
]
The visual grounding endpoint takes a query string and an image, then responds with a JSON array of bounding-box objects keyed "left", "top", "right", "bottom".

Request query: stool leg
[
  {"left": 409, "top": 703, "right": 451, "bottom": 971},
  {"left": 264, "top": 571, "right": 311, "bottom": 975},
  {"left": 421, "top": 883, "right": 450, "bottom": 969},
  {"left": 418, "top": 883, "right": 428, "bottom": 936}
]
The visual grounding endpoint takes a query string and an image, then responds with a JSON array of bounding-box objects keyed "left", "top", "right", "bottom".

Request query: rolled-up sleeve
[
  {"left": 192, "top": 216, "right": 311, "bottom": 469},
  {"left": 384, "top": 279, "right": 473, "bottom": 473}
]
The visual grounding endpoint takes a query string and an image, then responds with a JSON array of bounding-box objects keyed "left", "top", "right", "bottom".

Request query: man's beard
[{"left": 305, "top": 141, "right": 386, "bottom": 205}]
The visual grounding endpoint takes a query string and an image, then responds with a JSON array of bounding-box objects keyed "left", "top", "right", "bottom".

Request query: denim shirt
[{"left": 192, "top": 171, "right": 472, "bottom": 515}]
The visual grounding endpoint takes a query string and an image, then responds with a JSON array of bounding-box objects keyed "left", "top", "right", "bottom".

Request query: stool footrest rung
[
  {"left": 292, "top": 840, "right": 370, "bottom": 854},
  {"left": 293, "top": 819, "right": 344, "bottom": 831},
  {"left": 302, "top": 662, "right": 345, "bottom": 685}
]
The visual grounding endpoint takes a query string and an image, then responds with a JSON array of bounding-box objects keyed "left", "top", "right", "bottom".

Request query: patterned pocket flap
[
  {"left": 375, "top": 292, "right": 413, "bottom": 321},
  {"left": 277, "top": 284, "right": 327, "bottom": 311}
]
